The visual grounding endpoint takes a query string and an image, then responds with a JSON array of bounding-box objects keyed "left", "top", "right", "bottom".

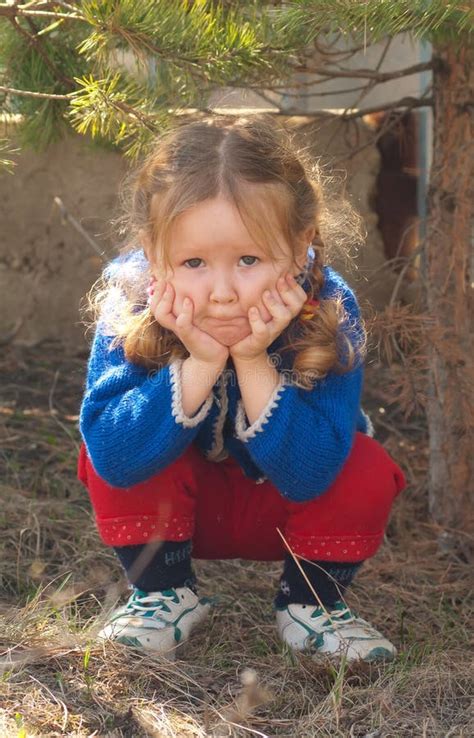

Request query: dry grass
[{"left": 0, "top": 341, "right": 472, "bottom": 737}]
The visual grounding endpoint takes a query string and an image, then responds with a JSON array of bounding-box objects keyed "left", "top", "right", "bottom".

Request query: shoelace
[
  {"left": 306, "top": 606, "right": 361, "bottom": 649},
  {"left": 311, "top": 604, "right": 357, "bottom": 631},
  {"left": 125, "top": 592, "right": 177, "bottom": 616}
]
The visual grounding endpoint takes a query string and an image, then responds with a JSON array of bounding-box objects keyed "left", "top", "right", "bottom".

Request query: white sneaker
[
  {"left": 276, "top": 600, "right": 396, "bottom": 663},
  {"left": 97, "top": 587, "right": 212, "bottom": 659}
]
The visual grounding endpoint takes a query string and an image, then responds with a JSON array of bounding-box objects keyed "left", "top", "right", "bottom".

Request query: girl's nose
[
  {"left": 209, "top": 277, "right": 238, "bottom": 303},
  {"left": 210, "top": 293, "right": 238, "bottom": 304}
]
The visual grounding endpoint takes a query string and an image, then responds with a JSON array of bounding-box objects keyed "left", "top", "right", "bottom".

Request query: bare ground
[{"left": 0, "top": 341, "right": 472, "bottom": 737}]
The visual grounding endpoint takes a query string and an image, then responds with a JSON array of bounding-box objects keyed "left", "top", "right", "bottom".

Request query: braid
[{"left": 309, "top": 233, "right": 325, "bottom": 297}]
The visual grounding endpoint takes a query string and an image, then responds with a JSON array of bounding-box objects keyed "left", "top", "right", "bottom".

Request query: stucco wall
[
  {"left": 0, "top": 130, "right": 127, "bottom": 351},
  {"left": 0, "top": 115, "right": 400, "bottom": 353}
]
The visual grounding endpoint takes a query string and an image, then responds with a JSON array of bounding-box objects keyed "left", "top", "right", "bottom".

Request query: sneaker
[
  {"left": 276, "top": 600, "right": 396, "bottom": 663},
  {"left": 97, "top": 587, "right": 212, "bottom": 659}
]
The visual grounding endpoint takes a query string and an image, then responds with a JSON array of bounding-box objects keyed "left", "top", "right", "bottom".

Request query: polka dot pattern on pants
[
  {"left": 99, "top": 516, "right": 194, "bottom": 546},
  {"left": 285, "top": 533, "right": 383, "bottom": 561}
]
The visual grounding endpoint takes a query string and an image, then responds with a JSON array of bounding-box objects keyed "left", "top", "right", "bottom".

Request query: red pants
[{"left": 78, "top": 433, "right": 405, "bottom": 562}]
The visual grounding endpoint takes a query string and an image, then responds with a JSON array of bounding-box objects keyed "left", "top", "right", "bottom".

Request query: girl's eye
[
  {"left": 183, "top": 256, "right": 259, "bottom": 268},
  {"left": 240, "top": 255, "right": 259, "bottom": 266}
]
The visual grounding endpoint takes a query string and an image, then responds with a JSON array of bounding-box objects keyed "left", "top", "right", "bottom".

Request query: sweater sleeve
[
  {"left": 234, "top": 365, "right": 363, "bottom": 502},
  {"left": 79, "top": 329, "right": 214, "bottom": 487},
  {"left": 234, "top": 272, "right": 365, "bottom": 502}
]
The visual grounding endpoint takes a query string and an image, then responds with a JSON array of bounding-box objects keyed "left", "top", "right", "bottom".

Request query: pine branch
[
  {"left": 67, "top": 72, "right": 169, "bottom": 159},
  {"left": 69, "top": 72, "right": 160, "bottom": 132},
  {"left": 294, "top": 61, "right": 435, "bottom": 81},
  {"left": 77, "top": 0, "right": 275, "bottom": 83},
  {"left": 278, "top": 0, "right": 473, "bottom": 47},
  {"left": 0, "top": 0, "right": 464, "bottom": 154},
  {"left": 0, "top": 4, "right": 85, "bottom": 22},
  {"left": 9, "top": 13, "right": 75, "bottom": 88},
  {"left": 255, "top": 83, "right": 369, "bottom": 98},
  {"left": 338, "top": 94, "right": 433, "bottom": 120},
  {"left": 0, "top": 137, "right": 19, "bottom": 173},
  {"left": 0, "top": 84, "right": 71, "bottom": 99}
]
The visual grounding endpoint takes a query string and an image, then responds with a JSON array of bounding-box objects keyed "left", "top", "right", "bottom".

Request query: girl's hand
[
  {"left": 148, "top": 279, "right": 229, "bottom": 367},
  {"left": 229, "top": 273, "right": 308, "bottom": 362}
]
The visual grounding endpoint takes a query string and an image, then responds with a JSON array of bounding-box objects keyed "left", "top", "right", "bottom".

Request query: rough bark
[{"left": 425, "top": 43, "right": 474, "bottom": 558}]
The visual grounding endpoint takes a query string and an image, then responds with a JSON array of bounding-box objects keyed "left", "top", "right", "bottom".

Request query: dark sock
[
  {"left": 113, "top": 539, "right": 197, "bottom": 594},
  {"left": 275, "top": 556, "right": 363, "bottom": 609}
]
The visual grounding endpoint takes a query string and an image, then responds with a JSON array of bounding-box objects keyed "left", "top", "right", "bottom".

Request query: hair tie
[{"left": 299, "top": 296, "right": 320, "bottom": 321}]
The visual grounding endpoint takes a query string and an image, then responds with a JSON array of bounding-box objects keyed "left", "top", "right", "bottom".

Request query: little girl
[{"left": 78, "top": 115, "right": 406, "bottom": 663}]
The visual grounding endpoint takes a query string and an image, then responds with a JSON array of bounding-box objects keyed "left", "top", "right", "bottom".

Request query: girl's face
[{"left": 151, "top": 196, "right": 311, "bottom": 347}]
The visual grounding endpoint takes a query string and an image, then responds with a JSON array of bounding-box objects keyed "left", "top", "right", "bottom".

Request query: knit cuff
[
  {"left": 169, "top": 359, "right": 214, "bottom": 428},
  {"left": 234, "top": 374, "right": 288, "bottom": 442}
]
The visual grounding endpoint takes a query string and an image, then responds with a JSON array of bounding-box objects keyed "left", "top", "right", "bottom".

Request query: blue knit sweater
[{"left": 79, "top": 251, "right": 373, "bottom": 502}]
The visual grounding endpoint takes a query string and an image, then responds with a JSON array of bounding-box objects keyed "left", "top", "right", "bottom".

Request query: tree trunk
[{"left": 425, "top": 43, "right": 473, "bottom": 558}]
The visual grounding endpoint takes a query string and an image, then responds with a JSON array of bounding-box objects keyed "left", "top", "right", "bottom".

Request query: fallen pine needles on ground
[{"left": 0, "top": 341, "right": 472, "bottom": 737}]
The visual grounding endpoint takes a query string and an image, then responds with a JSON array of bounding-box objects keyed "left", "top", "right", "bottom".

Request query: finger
[
  {"left": 147, "top": 278, "right": 165, "bottom": 304},
  {"left": 277, "top": 274, "right": 306, "bottom": 303},
  {"left": 262, "top": 289, "right": 293, "bottom": 322},
  {"left": 150, "top": 282, "right": 178, "bottom": 330},
  {"left": 175, "top": 296, "right": 193, "bottom": 329},
  {"left": 249, "top": 306, "right": 270, "bottom": 336},
  {"left": 153, "top": 282, "right": 174, "bottom": 314},
  {"left": 275, "top": 277, "right": 308, "bottom": 316}
]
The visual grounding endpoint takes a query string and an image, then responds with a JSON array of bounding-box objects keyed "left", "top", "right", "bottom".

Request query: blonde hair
[{"left": 84, "top": 114, "right": 366, "bottom": 389}]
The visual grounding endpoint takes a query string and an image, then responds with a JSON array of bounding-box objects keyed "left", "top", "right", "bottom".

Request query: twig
[
  {"left": 348, "top": 36, "right": 393, "bottom": 114},
  {"left": 312, "top": 37, "right": 370, "bottom": 60},
  {"left": 52, "top": 197, "right": 105, "bottom": 260},
  {"left": 388, "top": 244, "right": 425, "bottom": 309},
  {"left": 276, "top": 528, "right": 345, "bottom": 625},
  {"left": 8, "top": 11, "right": 74, "bottom": 90},
  {"left": 267, "top": 83, "right": 370, "bottom": 99},
  {"left": 320, "top": 38, "right": 399, "bottom": 156},
  {"left": 339, "top": 95, "right": 433, "bottom": 121},
  {"left": 29, "top": 674, "right": 69, "bottom": 731},
  {"left": 0, "top": 4, "right": 85, "bottom": 21},
  {"left": 213, "top": 714, "right": 271, "bottom": 737},
  {"left": 294, "top": 60, "right": 434, "bottom": 82},
  {"left": 0, "top": 85, "right": 72, "bottom": 100},
  {"left": 330, "top": 87, "right": 433, "bottom": 165}
]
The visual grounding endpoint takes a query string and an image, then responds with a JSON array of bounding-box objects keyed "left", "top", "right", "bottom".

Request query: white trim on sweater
[
  {"left": 361, "top": 408, "right": 375, "bottom": 437},
  {"left": 206, "top": 370, "right": 230, "bottom": 461},
  {"left": 169, "top": 359, "right": 214, "bottom": 428},
  {"left": 234, "top": 374, "right": 288, "bottom": 442}
]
